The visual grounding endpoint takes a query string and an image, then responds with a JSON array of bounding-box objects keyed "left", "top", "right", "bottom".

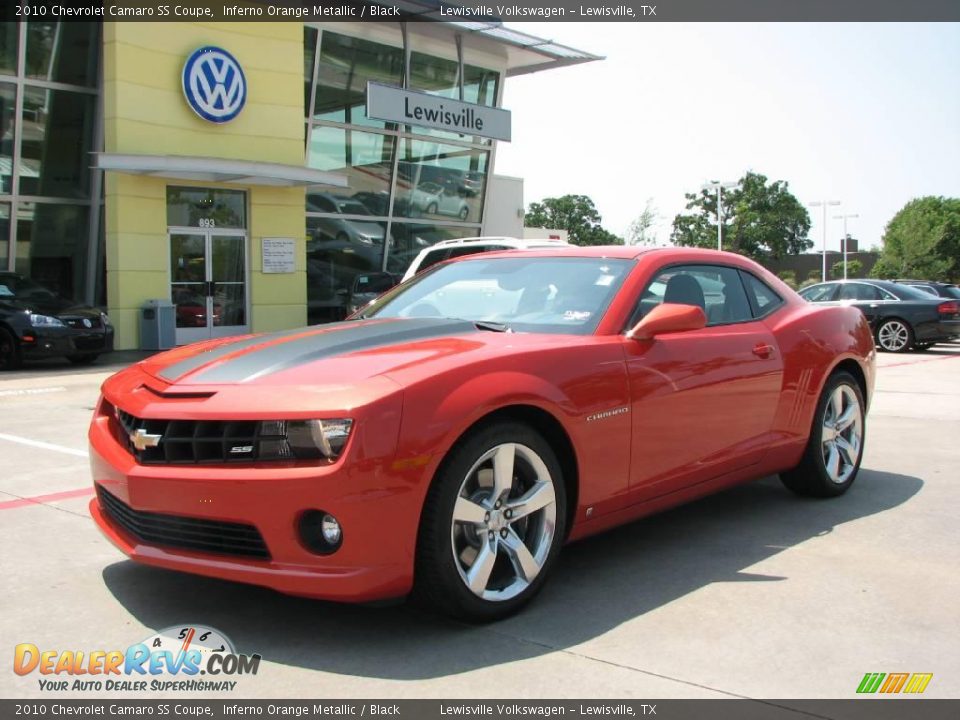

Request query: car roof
[{"left": 422, "top": 236, "right": 569, "bottom": 250}]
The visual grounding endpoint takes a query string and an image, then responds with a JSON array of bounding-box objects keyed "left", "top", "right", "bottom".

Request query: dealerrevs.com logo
[{"left": 14, "top": 625, "right": 260, "bottom": 692}]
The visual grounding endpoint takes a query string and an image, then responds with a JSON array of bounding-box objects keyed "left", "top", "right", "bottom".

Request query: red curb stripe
[
  {"left": 881, "top": 353, "right": 960, "bottom": 370},
  {"left": 0, "top": 487, "right": 94, "bottom": 511}
]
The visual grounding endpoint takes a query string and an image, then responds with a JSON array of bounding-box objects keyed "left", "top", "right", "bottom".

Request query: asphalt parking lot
[{"left": 1, "top": 345, "right": 958, "bottom": 701}]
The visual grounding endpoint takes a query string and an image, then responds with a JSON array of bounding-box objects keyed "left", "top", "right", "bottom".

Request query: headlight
[
  {"left": 355, "top": 235, "right": 374, "bottom": 245},
  {"left": 100, "top": 312, "right": 112, "bottom": 327},
  {"left": 28, "top": 314, "right": 65, "bottom": 328},
  {"left": 257, "top": 419, "right": 353, "bottom": 461}
]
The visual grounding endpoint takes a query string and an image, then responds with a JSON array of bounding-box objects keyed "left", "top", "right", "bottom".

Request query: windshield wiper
[{"left": 473, "top": 320, "right": 512, "bottom": 333}]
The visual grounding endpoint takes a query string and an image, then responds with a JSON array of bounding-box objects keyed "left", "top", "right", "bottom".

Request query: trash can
[{"left": 140, "top": 299, "right": 176, "bottom": 350}]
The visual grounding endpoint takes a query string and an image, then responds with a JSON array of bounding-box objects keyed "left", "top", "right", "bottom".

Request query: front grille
[
  {"left": 114, "top": 409, "right": 261, "bottom": 465},
  {"left": 97, "top": 486, "right": 270, "bottom": 560},
  {"left": 63, "top": 317, "right": 102, "bottom": 330}
]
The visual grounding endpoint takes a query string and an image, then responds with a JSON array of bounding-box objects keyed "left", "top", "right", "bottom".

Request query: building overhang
[
  {"left": 93, "top": 153, "right": 348, "bottom": 188},
  {"left": 386, "top": 2, "right": 604, "bottom": 76}
]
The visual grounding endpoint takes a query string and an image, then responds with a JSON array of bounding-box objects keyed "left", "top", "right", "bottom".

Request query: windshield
[
  {"left": 361, "top": 256, "right": 633, "bottom": 335},
  {"left": 0, "top": 273, "right": 57, "bottom": 300}
]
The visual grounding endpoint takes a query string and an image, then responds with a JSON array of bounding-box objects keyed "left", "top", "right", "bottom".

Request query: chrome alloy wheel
[
  {"left": 820, "top": 384, "right": 863, "bottom": 485},
  {"left": 450, "top": 443, "right": 557, "bottom": 602},
  {"left": 877, "top": 320, "right": 909, "bottom": 352}
]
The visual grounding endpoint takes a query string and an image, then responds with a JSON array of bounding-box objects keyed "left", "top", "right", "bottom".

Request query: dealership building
[{"left": 0, "top": 15, "right": 598, "bottom": 349}]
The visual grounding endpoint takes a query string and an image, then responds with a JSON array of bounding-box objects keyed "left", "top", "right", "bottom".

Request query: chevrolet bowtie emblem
[{"left": 130, "top": 428, "right": 162, "bottom": 452}]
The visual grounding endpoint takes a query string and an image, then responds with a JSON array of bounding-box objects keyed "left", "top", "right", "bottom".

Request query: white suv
[{"left": 400, "top": 236, "right": 570, "bottom": 282}]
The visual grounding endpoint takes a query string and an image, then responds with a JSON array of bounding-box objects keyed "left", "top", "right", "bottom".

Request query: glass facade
[
  {"left": 0, "top": 21, "right": 100, "bottom": 304},
  {"left": 304, "top": 28, "right": 500, "bottom": 324}
]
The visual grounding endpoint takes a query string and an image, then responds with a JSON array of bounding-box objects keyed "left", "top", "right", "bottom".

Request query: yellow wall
[{"left": 102, "top": 22, "right": 306, "bottom": 349}]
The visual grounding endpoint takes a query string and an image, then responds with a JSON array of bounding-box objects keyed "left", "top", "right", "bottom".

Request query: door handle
[{"left": 752, "top": 343, "right": 774, "bottom": 358}]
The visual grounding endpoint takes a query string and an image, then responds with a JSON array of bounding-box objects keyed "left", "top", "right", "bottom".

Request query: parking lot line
[
  {"left": 881, "top": 353, "right": 960, "bottom": 369},
  {"left": 0, "top": 487, "right": 94, "bottom": 511},
  {"left": 0, "top": 432, "right": 88, "bottom": 458}
]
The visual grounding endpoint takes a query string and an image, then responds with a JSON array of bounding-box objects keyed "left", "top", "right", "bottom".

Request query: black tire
[
  {"left": 0, "top": 327, "right": 23, "bottom": 371},
  {"left": 875, "top": 318, "right": 913, "bottom": 353},
  {"left": 415, "top": 421, "right": 567, "bottom": 622},
  {"left": 426, "top": 202, "right": 438, "bottom": 215},
  {"left": 781, "top": 371, "right": 866, "bottom": 498},
  {"left": 335, "top": 232, "right": 349, "bottom": 244},
  {"left": 66, "top": 354, "right": 99, "bottom": 366},
  {"left": 458, "top": 206, "right": 469, "bottom": 221}
]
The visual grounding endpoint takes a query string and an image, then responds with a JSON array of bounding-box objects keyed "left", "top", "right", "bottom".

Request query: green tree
[
  {"left": 777, "top": 270, "right": 798, "bottom": 289},
  {"left": 831, "top": 259, "right": 863, "bottom": 279},
  {"left": 626, "top": 198, "right": 660, "bottom": 246},
  {"left": 870, "top": 197, "right": 960, "bottom": 281},
  {"left": 671, "top": 171, "right": 812, "bottom": 260},
  {"left": 525, "top": 194, "right": 624, "bottom": 246}
]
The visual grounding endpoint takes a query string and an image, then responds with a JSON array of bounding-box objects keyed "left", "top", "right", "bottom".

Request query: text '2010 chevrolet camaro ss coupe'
[{"left": 89, "top": 247, "right": 875, "bottom": 621}]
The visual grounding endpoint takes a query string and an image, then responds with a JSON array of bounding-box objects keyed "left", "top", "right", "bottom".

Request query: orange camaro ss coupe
[{"left": 89, "top": 247, "right": 875, "bottom": 620}]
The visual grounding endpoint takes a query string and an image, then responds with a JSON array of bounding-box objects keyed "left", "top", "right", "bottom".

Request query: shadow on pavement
[{"left": 102, "top": 469, "right": 921, "bottom": 680}]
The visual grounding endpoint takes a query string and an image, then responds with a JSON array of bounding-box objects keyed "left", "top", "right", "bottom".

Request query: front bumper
[
  {"left": 88, "top": 394, "right": 421, "bottom": 603},
  {"left": 21, "top": 325, "right": 114, "bottom": 359}
]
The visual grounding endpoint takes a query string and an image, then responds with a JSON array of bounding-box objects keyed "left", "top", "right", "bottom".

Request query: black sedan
[
  {"left": 799, "top": 279, "right": 960, "bottom": 352},
  {"left": 0, "top": 273, "right": 114, "bottom": 370}
]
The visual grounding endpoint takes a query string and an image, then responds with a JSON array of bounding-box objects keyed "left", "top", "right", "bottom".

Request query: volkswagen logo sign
[{"left": 182, "top": 46, "right": 246, "bottom": 123}]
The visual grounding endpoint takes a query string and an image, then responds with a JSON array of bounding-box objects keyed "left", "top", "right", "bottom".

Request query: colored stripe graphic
[
  {"left": 880, "top": 673, "right": 909, "bottom": 693},
  {"left": 857, "top": 673, "right": 885, "bottom": 694},
  {"left": 904, "top": 673, "right": 933, "bottom": 694}
]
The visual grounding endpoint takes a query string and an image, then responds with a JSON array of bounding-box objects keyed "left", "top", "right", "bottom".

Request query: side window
[
  {"left": 630, "top": 264, "right": 753, "bottom": 328},
  {"left": 799, "top": 284, "right": 837, "bottom": 302},
  {"left": 840, "top": 283, "right": 881, "bottom": 301},
  {"left": 741, "top": 272, "right": 783, "bottom": 317}
]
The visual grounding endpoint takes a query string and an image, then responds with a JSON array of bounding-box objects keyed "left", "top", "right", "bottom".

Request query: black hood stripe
[
  {"left": 157, "top": 325, "right": 323, "bottom": 382},
  {"left": 165, "top": 318, "right": 478, "bottom": 384}
]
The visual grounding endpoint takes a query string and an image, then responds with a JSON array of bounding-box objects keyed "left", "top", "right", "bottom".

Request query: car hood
[
  {"left": 138, "top": 317, "right": 557, "bottom": 388},
  {"left": 0, "top": 296, "right": 101, "bottom": 318}
]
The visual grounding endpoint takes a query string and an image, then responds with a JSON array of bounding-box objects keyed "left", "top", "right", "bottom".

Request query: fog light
[
  {"left": 321, "top": 514, "right": 341, "bottom": 544},
  {"left": 298, "top": 510, "right": 343, "bottom": 555}
]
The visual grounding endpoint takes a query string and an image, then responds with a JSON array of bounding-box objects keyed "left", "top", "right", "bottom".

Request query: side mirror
[{"left": 628, "top": 303, "right": 706, "bottom": 341}]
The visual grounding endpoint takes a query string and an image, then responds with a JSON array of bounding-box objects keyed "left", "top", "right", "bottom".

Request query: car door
[
  {"left": 622, "top": 264, "right": 785, "bottom": 502},
  {"left": 837, "top": 282, "right": 896, "bottom": 327}
]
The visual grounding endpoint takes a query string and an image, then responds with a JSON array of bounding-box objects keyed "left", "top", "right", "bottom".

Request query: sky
[{"left": 493, "top": 22, "right": 960, "bottom": 252}]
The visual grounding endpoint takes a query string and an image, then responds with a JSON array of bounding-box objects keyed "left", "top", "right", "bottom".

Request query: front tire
[
  {"left": 0, "top": 328, "right": 22, "bottom": 370},
  {"left": 415, "top": 422, "right": 567, "bottom": 622},
  {"left": 876, "top": 318, "right": 912, "bottom": 353},
  {"left": 781, "top": 371, "right": 865, "bottom": 498}
]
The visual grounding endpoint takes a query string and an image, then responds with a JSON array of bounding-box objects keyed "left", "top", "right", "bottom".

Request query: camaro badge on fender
[{"left": 586, "top": 407, "right": 629, "bottom": 423}]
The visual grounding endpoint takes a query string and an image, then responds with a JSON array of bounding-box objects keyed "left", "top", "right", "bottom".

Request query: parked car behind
[
  {"left": 894, "top": 279, "right": 960, "bottom": 300},
  {"left": 0, "top": 272, "right": 114, "bottom": 369},
  {"left": 401, "top": 236, "right": 570, "bottom": 283},
  {"left": 799, "top": 279, "right": 960, "bottom": 352}
]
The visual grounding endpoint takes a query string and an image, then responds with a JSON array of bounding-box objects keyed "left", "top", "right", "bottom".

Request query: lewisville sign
[{"left": 366, "top": 82, "right": 511, "bottom": 142}]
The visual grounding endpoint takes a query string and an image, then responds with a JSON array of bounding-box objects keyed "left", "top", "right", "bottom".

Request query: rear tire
[
  {"left": 0, "top": 328, "right": 22, "bottom": 370},
  {"left": 781, "top": 371, "right": 865, "bottom": 498},
  {"left": 876, "top": 318, "right": 912, "bottom": 353},
  {"left": 415, "top": 421, "right": 567, "bottom": 622}
]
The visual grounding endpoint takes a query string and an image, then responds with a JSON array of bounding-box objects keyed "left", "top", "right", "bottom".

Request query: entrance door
[{"left": 170, "top": 229, "right": 248, "bottom": 345}]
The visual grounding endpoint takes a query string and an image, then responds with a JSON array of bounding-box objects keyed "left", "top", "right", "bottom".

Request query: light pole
[
  {"left": 702, "top": 181, "right": 739, "bottom": 251},
  {"left": 809, "top": 200, "right": 841, "bottom": 281},
  {"left": 833, "top": 213, "right": 859, "bottom": 280}
]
